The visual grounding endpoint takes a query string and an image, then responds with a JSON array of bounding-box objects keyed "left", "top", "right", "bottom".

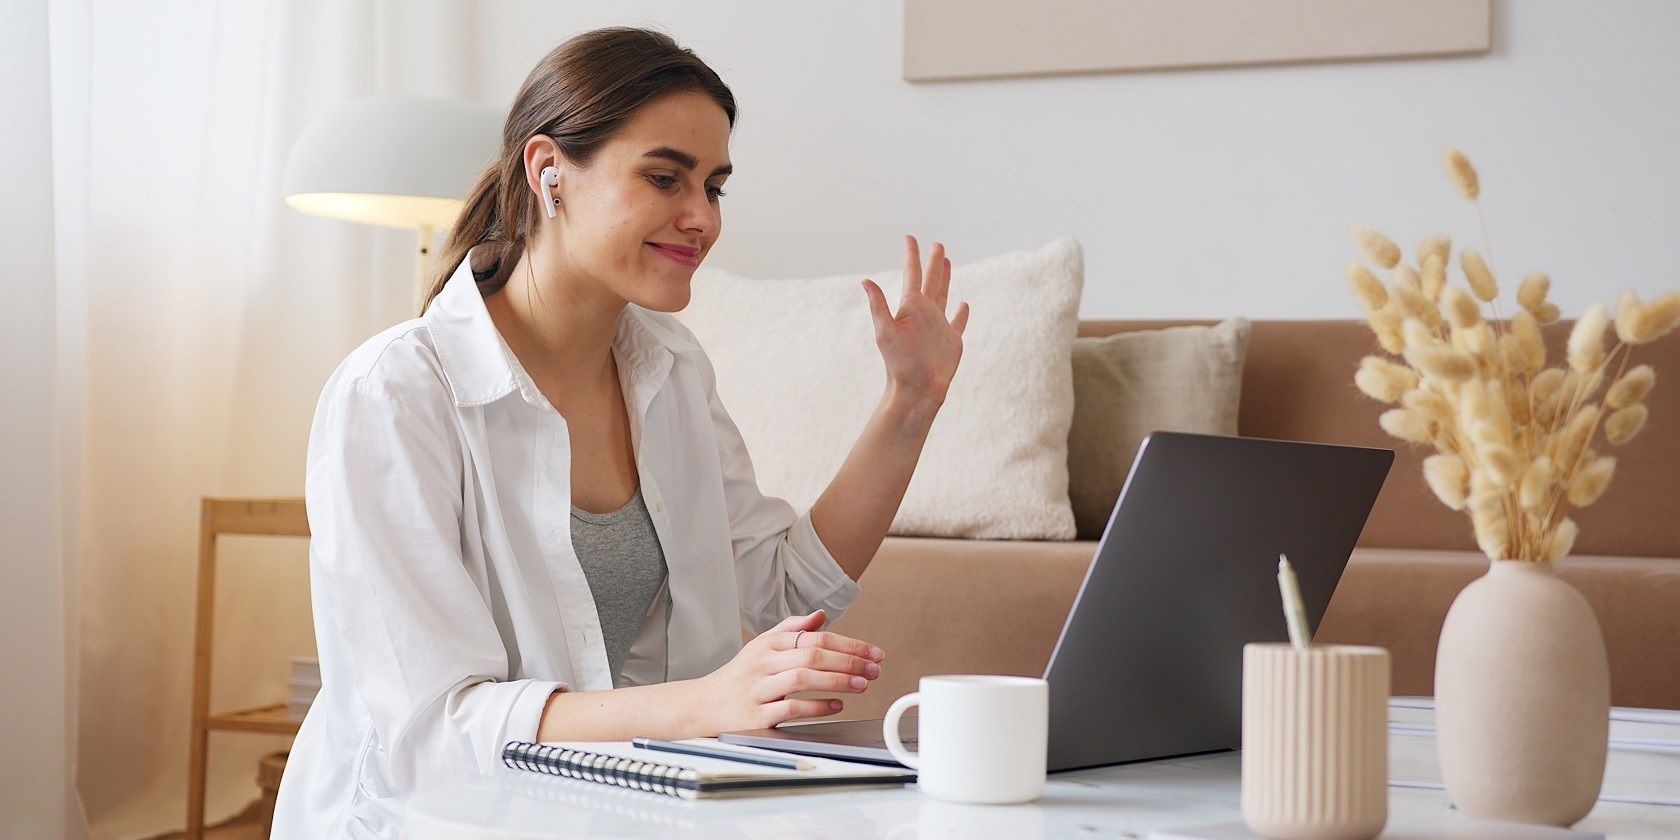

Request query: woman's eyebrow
[{"left": 642, "top": 146, "right": 732, "bottom": 177}]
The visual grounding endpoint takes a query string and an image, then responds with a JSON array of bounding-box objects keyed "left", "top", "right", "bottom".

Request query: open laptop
[{"left": 720, "top": 431, "right": 1393, "bottom": 772}]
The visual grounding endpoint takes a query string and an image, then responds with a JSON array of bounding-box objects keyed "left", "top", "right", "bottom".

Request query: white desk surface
[{"left": 405, "top": 750, "right": 1680, "bottom": 840}]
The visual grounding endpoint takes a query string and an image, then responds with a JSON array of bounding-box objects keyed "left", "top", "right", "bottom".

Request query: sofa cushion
[
  {"left": 1066, "top": 318, "right": 1251, "bottom": 538},
  {"left": 1077, "top": 320, "right": 1680, "bottom": 559},
  {"left": 679, "top": 238, "right": 1083, "bottom": 539}
]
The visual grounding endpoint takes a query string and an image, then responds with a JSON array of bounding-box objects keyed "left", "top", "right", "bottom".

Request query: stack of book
[
  {"left": 286, "top": 656, "right": 320, "bottom": 721},
  {"left": 1386, "top": 696, "right": 1680, "bottom": 808}
]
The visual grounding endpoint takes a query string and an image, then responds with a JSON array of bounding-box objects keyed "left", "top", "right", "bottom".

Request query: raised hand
[{"left": 860, "top": 235, "right": 971, "bottom": 408}]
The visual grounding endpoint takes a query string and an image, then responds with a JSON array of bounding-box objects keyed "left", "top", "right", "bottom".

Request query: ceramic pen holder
[{"left": 1241, "top": 643, "right": 1390, "bottom": 840}]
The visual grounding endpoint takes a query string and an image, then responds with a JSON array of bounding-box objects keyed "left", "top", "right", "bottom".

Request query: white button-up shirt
[{"left": 272, "top": 244, "right": 860, "bottom": 839}]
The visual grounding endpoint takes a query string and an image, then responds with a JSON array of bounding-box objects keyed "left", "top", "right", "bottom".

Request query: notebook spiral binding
[{"left": 501, "top": 741, "right": 690, "bottom": 798}]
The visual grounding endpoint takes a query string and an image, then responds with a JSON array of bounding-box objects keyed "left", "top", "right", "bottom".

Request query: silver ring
[{"left": 793, "top": 630, "right": 806, "bottom": 649}]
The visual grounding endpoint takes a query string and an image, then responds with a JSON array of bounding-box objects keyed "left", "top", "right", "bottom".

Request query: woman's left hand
[{"left": 861, "top": 235, "right": 971, "bottom": 409}]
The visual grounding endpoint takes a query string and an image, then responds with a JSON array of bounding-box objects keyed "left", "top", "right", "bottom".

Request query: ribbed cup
[{"left": 1241, "top": 643, "right": 1390, "bottom": 840}]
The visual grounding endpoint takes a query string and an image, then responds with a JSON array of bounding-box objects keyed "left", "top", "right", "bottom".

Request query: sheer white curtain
[{"left": 46, "top": 1, "right": 484, "bottom": 835}]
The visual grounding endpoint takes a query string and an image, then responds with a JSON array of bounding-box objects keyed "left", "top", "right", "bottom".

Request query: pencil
[{"left": 631, "top": 737, "right": 815, "bottom": 771}]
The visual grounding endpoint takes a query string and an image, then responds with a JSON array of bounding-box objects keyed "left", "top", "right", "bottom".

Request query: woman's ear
[{"left": 523, "top": 135, "right": 569, "bottom": 205}]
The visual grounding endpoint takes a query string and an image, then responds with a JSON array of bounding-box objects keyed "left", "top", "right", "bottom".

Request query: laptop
[{"left": 720, "top": 431, "right": 1393, "bottom": 772}]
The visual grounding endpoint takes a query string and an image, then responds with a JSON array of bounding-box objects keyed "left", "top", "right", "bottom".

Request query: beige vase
[{"left": 1434, "top": 559, "right": 1610, "bottom": 826}]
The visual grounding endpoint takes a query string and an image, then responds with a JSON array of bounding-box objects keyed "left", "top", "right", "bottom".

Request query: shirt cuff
[
  {"left": 788, "top": 509, "right": 861, "bottom": 618},
  {"left": 503, "top": 679, "right": 566, "bottom": 747}
]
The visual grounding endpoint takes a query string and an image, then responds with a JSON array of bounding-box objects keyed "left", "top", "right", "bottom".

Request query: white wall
[
  {"left": 1, "top": 0, "right": 80, "bottom": 837},
  {"left": 478, "top": 0, "right": 1680, "bottom": 319}
]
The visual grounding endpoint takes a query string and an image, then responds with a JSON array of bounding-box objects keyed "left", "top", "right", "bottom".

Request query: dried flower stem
[
  {"left": 1475, "top": 201, "right": 1494, "bottom": 270},
  {"left": 1535, "top": 342, "right": 1631, "bottom": 548}
]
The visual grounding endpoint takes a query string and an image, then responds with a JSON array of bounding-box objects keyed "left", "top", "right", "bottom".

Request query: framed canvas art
[{"left": 903, "top": 0, "right": 1491, "bottom": 82}]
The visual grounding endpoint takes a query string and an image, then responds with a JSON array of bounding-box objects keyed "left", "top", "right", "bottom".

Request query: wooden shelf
[{"left": 203, "top": 703, "right": 302, "bottom": 735}]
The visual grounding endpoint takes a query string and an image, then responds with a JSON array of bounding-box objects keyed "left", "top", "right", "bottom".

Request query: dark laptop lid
[{"left": 1042, "top": 432, "right": 1392, "bottom": 771}]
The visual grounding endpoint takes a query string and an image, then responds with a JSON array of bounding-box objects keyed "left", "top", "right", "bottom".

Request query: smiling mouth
[{"left": 647, "top": 243, "right": 699, "bottom": 267}]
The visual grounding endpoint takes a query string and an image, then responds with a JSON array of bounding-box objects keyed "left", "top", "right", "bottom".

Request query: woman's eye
[{"left": 649, "top": 174, "right": 726, "bottom": 201}]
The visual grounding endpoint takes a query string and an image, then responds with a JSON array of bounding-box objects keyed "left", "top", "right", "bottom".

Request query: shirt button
[{"left": 654, "top": 501, "right": 665, "bottom": 515}]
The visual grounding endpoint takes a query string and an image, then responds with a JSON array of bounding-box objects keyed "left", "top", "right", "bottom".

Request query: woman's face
[{"left": 533, "top": 89, "right": 731, "bottom": 313}]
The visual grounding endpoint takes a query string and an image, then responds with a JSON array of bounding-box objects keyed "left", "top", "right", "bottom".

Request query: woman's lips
[{"left": 647, "top": 243, "right": 699, "bottom": 267}]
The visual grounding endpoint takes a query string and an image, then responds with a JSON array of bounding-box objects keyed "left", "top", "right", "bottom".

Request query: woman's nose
[{"left": 678, "top": 189, "right": 718, "bottom": 236}]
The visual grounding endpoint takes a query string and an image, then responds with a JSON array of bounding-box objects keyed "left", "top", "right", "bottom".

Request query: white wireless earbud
[{"left": 540, "top": 166, "right": 560, "bottom": 219}]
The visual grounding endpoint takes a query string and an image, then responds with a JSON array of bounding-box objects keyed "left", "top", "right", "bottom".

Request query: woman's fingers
[
  {"left": 927, "top": 243, "right": 949, "bottom": 310},
  {"left": 901, "top": 234, "right": 922, "bottom": 301},
  {"left": 774, "top": 629, "right": 884, "bottom": 662},
  {"left": 763, "top": 667, "right": 870, "bottom": 701},
  {"left": 768, "top": 646, "right": 881, "bottom": 680},
  {"left": 765, "top": 609, "right": 824, "bottom": 637},
  {"left": 861, "top": 278, "right": 892, "bottom": 330},
  {"left": 762, "top": 697, "right": 844, "bottom": 726},
  {"left": 937, "top": 255, "right": 953, "bottom": 313}
]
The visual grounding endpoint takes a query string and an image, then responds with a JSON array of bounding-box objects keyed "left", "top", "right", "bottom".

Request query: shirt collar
[{"left": 424, "top": 242, "right": 699, "bottom": 408}]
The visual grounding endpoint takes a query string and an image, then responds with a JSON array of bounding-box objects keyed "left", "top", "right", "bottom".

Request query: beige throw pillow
[
  {"left": 1067, "top": 318, "right": 1252, "bottom": 538},
  {"left": 676, "top": 237, "right": 1084, "bottom": 540}
]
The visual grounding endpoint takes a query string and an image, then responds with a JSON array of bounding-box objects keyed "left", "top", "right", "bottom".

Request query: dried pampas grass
[
  {"left": 1420, "top": 253, "right": 1448, "bottom": 301},
  {"left": 1423, "top": 454, "right": 1470, "bottom": 511},
  {"left": 1379, "top": 407, "right": 1432, "bottom": 443},
  {"left": 1605, "top": 404, "right": 1648, "bottom": 445},
  {"left": 1547, "top": 518, "right": 1579, "bottom": 562},
  {"left": 1345, "top": 146, "right": 1676, "bottom": 562},
  {"left": 1567, "top": 304, "right": 1608, "bottom": 374},
  {"left": 1461, "top": 250, "right": 1499, "bottom": 302},
  {"left": 1568, "top": 456, "right": 1617, "bottom": 507},
  {"left": 1355, "top": 356, "right": 1419, "bottom": 403},
  {"left": 1517, "top": 272, "right": 1550, "bottom": 313},
  {"left": 1444, "top": 285, "right": 1482, "bottom": 329},
  {"left": 1444, "top": 148, "right": 1480, "bottom": 199},
  {"left": 1615, "top": 290, "right": 1680, "bottom": 345},
  {"left": 1351, "top": 226, "right": 1401, "bottom": 269},
  {"left": 1606, "top": 365, "right": 1655, "bottom": 409},
  {"left": 1511, "top": 311, "right": 1545, "bottom": 372},
  {"left": 1367, "top": 304, "right": 1405, "bottom": 354},
  {"left": 1403, "top": 387, "right": 1454, "bottom": 425},
  {"left": 1518, "top": 456, "right": 1554, "bottom": 510},
  {"left": 1347, "top": 263, "right": 1387, "bottom": 313}
]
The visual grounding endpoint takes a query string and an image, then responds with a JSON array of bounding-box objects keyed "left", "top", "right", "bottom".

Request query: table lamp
[{"left": 282, "top": 95, "right": 502, "bottom": 296}]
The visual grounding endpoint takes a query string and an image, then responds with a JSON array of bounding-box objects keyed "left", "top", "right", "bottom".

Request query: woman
[{"left": 272, "top": 26, "right": 969, "bottom": 839}]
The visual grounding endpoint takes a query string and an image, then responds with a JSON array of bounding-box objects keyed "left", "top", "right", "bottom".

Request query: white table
[{"left": 405, "top": 750, "right": 1679, "bottom": 840}]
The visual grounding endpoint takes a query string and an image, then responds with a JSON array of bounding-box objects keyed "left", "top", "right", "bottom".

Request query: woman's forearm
[
  {"left": 536, "top": 679, "right": 705, "bottom": 741},
  {"left": 808, "top": 381, "right": 941, "bottom": 580}
]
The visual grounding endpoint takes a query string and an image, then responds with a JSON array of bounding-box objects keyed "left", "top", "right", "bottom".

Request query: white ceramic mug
[{"left": 882, "top": 675, "right": 1048, "bottom": 804}]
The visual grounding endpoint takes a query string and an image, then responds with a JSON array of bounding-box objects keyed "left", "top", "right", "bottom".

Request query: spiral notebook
[{"left": 501, "top": 739, "right": 916, "bottom": 800}]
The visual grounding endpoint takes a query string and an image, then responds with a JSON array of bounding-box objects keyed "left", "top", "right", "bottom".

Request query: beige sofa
[{"left": 830, "top": 319, "right": 1680, "bottom": 717}]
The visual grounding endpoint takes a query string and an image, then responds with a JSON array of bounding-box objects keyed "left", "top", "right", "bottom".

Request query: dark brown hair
[{"left": 420, "top": 27, "right": 736, "bottom": 314}]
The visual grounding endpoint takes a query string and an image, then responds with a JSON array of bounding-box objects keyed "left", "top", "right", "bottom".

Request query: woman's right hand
[{"left": 688, "top": 609, "right": 886, "bottom": 734}]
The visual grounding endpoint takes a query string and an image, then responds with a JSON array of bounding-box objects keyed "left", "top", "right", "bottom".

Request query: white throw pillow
[{"left": 676, "top": 237, "right": 1083, "bottom": 540}]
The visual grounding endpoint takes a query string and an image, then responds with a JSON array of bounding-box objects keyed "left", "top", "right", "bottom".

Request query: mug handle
[{"left": 882, "top": 691, "right": 921, "bottom": 770}]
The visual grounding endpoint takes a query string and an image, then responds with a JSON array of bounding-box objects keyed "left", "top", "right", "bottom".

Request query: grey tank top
[{"left": 569, "top": 488, "right": 669, "bottom": 684}]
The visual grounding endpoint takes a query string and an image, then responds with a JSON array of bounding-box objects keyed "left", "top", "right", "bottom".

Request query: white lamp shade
[{"left": 282, "top": 95, "right": 504, "bottom": 230}]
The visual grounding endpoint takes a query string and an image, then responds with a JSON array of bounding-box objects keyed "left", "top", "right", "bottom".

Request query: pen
[
  {"left": 631, "top": 737, "right": 815, "bottom": 771},
  {"left": 1277, "top": 554, "right": 1311, "bottom": 652}
]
